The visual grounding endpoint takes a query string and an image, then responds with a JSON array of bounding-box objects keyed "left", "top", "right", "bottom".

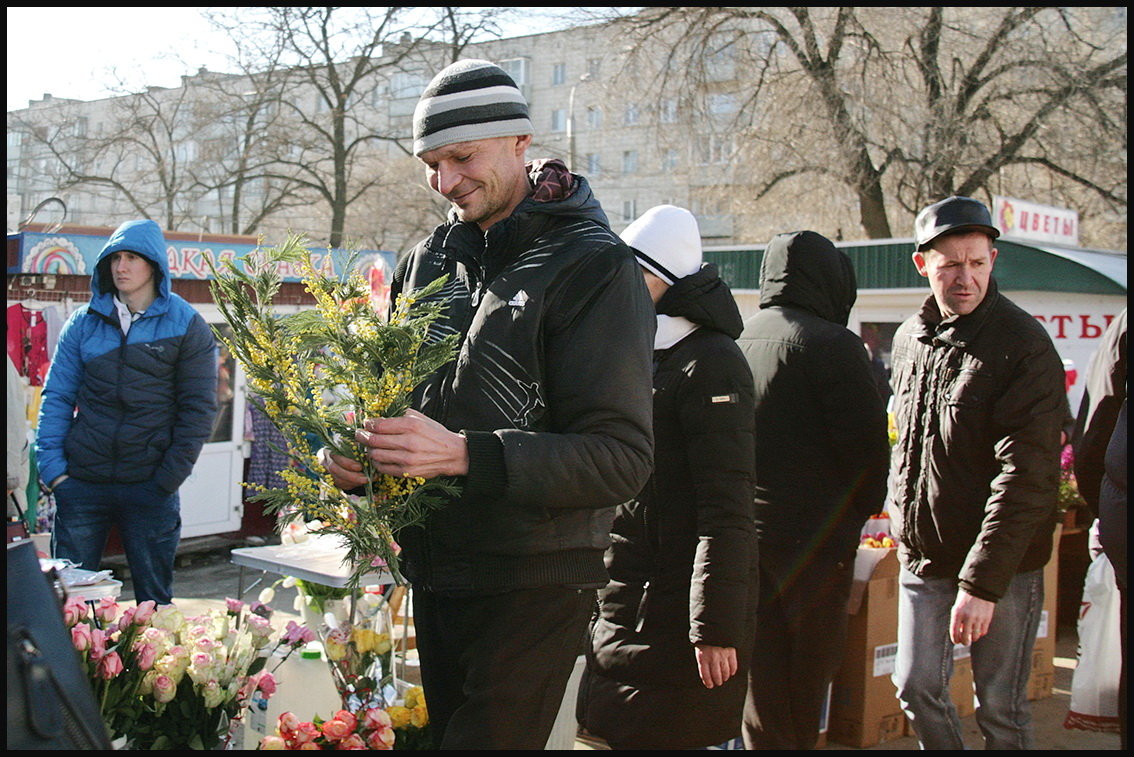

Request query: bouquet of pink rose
[
  {"left": 64, "top": 595, "right": 316, "bottom": 750},
  {"left": 258, "top": 685, "right": 431, "bottom": 750}
]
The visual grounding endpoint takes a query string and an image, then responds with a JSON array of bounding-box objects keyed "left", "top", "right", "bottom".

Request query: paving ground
[{"left": 101, "top": 534, "right": 1122, "bottom": 751}]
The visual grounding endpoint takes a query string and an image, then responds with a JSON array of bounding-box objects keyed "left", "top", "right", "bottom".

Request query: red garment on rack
[{"left": 7, "top": 304, "right": 51, "bottom": 386}]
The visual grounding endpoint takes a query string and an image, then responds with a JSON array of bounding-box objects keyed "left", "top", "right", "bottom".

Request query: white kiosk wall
[{"left": 179, "top": 317, "right": 246, "bottom": 538}]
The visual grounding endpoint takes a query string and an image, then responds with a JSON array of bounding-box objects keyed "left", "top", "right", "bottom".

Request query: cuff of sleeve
[
  {"left": 958, "top": 579, "right": 1000, "bottom": 603},
  {"left": 460, "top": 430, "right": 507, "bottom": 504}
]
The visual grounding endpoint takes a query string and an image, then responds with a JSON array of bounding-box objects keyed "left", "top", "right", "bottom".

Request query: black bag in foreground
[{"left": 6, "top": 538, "right": 112, "bottom": 750}]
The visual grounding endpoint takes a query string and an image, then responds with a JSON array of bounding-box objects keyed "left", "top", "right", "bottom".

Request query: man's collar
[{"left": 915, "top": 278, "right": 1000, "bottom": 347}]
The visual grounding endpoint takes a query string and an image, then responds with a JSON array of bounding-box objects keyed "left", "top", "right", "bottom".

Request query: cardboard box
[
  {"left": 828, "top": 548, "right": 905, "bottom": 748},
  {"left": 1028, "top": 524, "right": 1061, "bottom": 700},
  {"left": 1027, "top": 647, "right": 1055, "bottom": 701}
]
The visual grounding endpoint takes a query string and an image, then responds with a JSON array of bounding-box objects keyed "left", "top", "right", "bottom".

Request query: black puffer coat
[{"left": 577, "top": 263, "right": 758, "bottom": 750}]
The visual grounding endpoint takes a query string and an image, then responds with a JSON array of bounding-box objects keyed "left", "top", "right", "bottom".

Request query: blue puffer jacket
[{"left": 36, "top": 220, "right": 217, "bottom": 493}]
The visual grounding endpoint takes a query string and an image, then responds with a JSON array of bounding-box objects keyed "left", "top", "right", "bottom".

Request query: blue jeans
[
  {"left": 52, "top": 477, "right": 182, "bottom": 605},
  {"left": 893, "top": 567, "right": 1043, "bottom": 750}
]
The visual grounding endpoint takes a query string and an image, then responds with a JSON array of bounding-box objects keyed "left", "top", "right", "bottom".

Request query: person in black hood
[
  {"left": 320, "top": 60, "right": 655, "bottom": 750},
  {"left": 577, "top": 205, "right": 758, "bottom": 750},
  {"left": 737, "top": 230, "right": 890, "bottom": 749}
]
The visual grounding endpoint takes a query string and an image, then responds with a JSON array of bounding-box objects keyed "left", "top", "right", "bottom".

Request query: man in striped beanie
[
  {"left": 409, "top": 59, "right": 537, "bottom": 231},
  {"left": 412, "top": 58, "right": 533, "bottom": 157},
  {"left": 321, "top": 59, "right": 656, "bottom": 749}
]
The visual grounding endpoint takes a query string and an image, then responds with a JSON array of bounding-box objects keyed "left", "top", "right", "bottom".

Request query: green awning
[{"left": 704, "top": 238, "right": 1127, "bottom": 295}]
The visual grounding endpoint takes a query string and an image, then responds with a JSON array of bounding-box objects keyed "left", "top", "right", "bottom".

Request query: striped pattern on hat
[{"left": 413, "top": 59, "right": 533, "bottom": 157}]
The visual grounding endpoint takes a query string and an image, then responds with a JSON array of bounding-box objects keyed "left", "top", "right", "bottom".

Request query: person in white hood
[{"left": 577, "top": 205, "right": 759, "bottom": 749}]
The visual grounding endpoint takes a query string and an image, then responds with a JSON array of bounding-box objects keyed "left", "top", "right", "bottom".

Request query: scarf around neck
[{"left": 654, "top": 314, "right": 699, "bottom": 350}]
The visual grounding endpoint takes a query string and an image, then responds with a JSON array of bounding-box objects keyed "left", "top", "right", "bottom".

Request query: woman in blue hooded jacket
[{"left": 36, "top": 219, "right": 217, "bottom": 604}]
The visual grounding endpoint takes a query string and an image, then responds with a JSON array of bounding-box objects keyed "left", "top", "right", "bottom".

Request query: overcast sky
[
  {"left": 6, "top": 7, "right": 240, "bottom": 111},
  {"left": 6, "top": 6, "right": 591, "bottom": 112}
]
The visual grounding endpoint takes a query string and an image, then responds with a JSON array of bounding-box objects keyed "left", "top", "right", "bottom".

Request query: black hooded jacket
[
  {"left": 578, "top": 262, "right": 757, "bottom": 750},
  {"left": 390, "top": 162, "right": 656, "bottom": 595},
  {"left": 737, "top": 231, "right": 890, "bottom": 560}
]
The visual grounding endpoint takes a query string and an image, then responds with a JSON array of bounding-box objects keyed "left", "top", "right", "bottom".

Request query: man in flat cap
[
  {"left": 321, "top": 59, "right": 655, "bottom": 749},
  {"left": 888, "top": 196, "right": 1066, "bottom": 748}
]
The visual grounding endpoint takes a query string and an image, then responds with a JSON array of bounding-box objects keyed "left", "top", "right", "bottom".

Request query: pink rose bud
[
  {"left": 338, "top": 733, "right": 367, "bottom": 750},
  {"left": 153, "top": 674, "right": 177, "bottom": 703},
  {"left": 89, "top": 628, "right": 108, "bottom": 661},
  {"left": 259, "top": 735, "right": 287, "bottom": 750},
  {"left": 366, "top": 727, "right": 396, "bottom": 750},
  {"left": 320, "top": 717, "right": 353, "bottom": 742},
  {"left": 71, "top": 623, "right": 93, "bottom": 652},
  {"left": 294, "top": 721, "right": 321, "bottom": 745},
  {"left": 132, "top": 600, "right": 158, "bottom": 625},
  {"left": 360, "top": 706, "right": 393, "bottom": 731},
  {"left": 135, "top": 641, "right": 159, "bottom": 671},
  {"left": 333, "top": 709, "right": 358, "bottom": 732},
  {"left": 63, "top": 596, "right": 89, "bottom": 627},
  {"left": 278, "top": 711, "right": 301, "bottom": 734},
  {"left": 98, "top": 651, "right": 124, "bottom": 679},
  {"left": 256, "top": 671, "right": 278, "bottom": 697},
  {"left": 94, "top": 597, "right": 119, "bottom": 624},
  {"left": 226, "top": 598, "right": 245, "bottom": 615}
]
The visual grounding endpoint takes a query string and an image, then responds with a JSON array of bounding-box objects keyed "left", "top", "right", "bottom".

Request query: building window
[
  {"left": 552, "top": 63, "right": 567, "bottom": 86},
  {"left": 551, "top": 108, "right": 567, "bottom": 132},
  {"left": 499, "top": 58, "right": 530, "bottom": 86},
  {"left": 706, "top": 34, "right": 738, "bottom": 81},
  {"left": 622, "top": 199, "right": 637, "bottom": 223},
  {"left": 662, "top": 148, "right": 680, "bottom": 172},
  {"left": 660, "top": 99, "right": 678, "bottom": 124},
  {"left": 390, "top": 71, "right": 428, "bottom": 99},
  {"left": 586, "top": 153, "right": 601, "bottom": 177},
  {"left": 707, "top": 93, "right": 738, "bottom": 115},
  {"left": 586, "top": 106, "right": 603, "bottom": 130},
  {"left": 696, "top": 135, "right": 732, "bottom": 165},
  {"left": 622, "top": 150, "right": 638, "bottom": 174},
  {"left": 624, "top": 104, "right": 640, "bottom": 125},
  {"left": 587, "top": 58, "right": 602, "bottom": 79},
  {"left": 175, "top": 140, "right": 198, "bottom": 163}
]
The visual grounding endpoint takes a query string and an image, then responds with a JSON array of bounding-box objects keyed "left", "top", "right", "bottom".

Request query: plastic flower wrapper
[
  {"left": 207, "top": 234, "right": 460, "bottom": 588},
  {"left": 64, "top": 594, "right": 315, "bottom": 750},
  {"left": 316, "top": 587, "right": 399, "bottom": 712}
]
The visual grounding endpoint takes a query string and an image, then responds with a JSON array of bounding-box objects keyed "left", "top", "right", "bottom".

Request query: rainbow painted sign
[{"left": 8, "top": 230, "right": 395, "bottom": 284}]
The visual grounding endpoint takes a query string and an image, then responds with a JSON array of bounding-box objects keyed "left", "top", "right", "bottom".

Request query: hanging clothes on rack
[
  {"left": 6, "top": 301, "right": 61, "bottom": 386},
  {"left": 245, "top": 398, "right": 292, "bottom": 491}
]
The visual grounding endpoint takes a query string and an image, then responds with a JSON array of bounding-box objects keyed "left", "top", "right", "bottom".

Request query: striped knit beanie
[{"left": 412, "top": 59, "right": 533, "bottom": 157}]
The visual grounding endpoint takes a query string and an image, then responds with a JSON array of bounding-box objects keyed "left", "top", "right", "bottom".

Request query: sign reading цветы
[{"left": 993, "top": 195, "right": 1079, "bottom": 247}]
